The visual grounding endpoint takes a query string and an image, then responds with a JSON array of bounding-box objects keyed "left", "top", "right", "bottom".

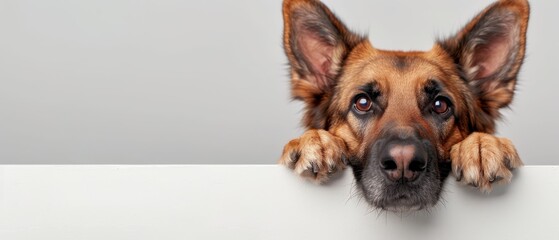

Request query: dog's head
[{"left": 282, "top": 0, "right": 529, "bottom": 211}]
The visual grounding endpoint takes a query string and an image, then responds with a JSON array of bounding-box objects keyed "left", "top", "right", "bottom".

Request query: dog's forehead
[{"left": 341, "top": 47, "right": 449, "bottom": 93}]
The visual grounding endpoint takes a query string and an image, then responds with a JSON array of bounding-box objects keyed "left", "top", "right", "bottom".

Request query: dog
[{"left": 279, "top": 0, "right": 529, "bottom": 212}]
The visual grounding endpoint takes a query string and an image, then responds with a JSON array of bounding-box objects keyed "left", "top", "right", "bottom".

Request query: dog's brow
[
  {"left": 423, "top": 79, "right": 441, "bottom": 98},
  {"left": 417, "top": 79, "right": 443, "bottom": 111},
  {"left": 358, "top": 82, "right": 381, "bottom": 97}
]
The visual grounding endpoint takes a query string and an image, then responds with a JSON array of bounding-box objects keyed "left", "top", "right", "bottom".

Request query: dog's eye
[
  {"left": 433, "top": 97, "right": 450, "bottom": 114},
  {"left": 354, "top": 94, "right": 373, "bottom": 113}
]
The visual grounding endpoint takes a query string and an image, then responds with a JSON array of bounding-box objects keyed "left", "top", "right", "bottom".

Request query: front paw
[
  {"left": 279, "top": 129, "right": 348, "bottom": 183},
  {"left": 450, "top": 132, "right": 523, "bottom": 192}
]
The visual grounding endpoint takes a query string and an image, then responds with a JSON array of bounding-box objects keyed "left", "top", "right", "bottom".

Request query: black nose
[{"left": 379, "top": 140, "right": 427, "bottom": 183}]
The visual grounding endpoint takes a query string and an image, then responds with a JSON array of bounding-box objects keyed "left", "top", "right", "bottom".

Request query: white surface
[
  {"left": 0, "top": 0, "right": 558, "bottom": 164},
  {"left": 0, "top": 165, "right": 558, "bottom": 240}
]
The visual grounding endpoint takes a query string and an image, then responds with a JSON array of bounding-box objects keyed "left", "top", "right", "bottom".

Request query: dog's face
[{"left": 282, "top": 0, "right": 529, "bottom": 211}]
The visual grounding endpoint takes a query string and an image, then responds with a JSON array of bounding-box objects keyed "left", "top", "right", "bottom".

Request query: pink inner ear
[
  {"left": 298, "top": 32, "right": 335, "bottom": 89},
  {"left": 473, "top": 34, "right": 512, "bottom": 79}
]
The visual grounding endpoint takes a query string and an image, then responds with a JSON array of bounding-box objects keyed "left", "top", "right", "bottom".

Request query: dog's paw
[
  {"left": 450, "top": 132, "right": 523, "bottom": 192},
  {"left": 279, "top": 129, "right": 348, "bottom": 183}
]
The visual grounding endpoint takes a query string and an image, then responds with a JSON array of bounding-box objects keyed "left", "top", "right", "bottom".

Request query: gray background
[{"left": 0, "top": 0, "right": 556, "bottom": 164}]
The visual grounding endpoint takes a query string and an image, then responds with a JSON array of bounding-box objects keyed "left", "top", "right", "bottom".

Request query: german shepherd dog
[{"left": 279, "top": 0, "right": 529, "bottom": 212}]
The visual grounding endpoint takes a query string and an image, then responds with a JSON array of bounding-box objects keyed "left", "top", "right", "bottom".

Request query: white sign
[{"left": 0, "top": 165, "right": 557, "bottom": 239}]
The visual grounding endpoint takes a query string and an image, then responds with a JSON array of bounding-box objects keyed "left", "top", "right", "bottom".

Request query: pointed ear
[
  {"left": 283, "top": 0, "right": 365, "bottom": 101},
  {"left": 438, "top": 0, "right": 529, "bottom": 113}
]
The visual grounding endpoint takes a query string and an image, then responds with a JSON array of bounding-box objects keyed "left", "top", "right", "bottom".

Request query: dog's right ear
[
  {"left": 283, "top": 0, "right": 364, "bottom": 104},
  {"left": 437, "top": 0, "right": 529, "bottom": 132}
]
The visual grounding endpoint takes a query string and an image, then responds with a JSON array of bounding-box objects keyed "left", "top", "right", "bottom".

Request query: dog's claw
[
  {"left": 290, "top": 151, "right": 300, "bottom": 163},
  {"left": 490, "top": 176, "right": 504, "bottom": 183},
  {"left": 455, "top": 169, "right": 463, "bottom": 181},
  {"left": 311, "top": 162, "right": 319, "bottom": 174},
  {"left": 327, "top": 163, "right": 337, "bottom": 173},
  {"left": 342, "top": 155, "right": 349, "bottom": 165}
]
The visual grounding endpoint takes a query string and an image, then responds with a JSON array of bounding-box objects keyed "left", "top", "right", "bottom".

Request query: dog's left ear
[
  {"left": 438, "top": 0, "right": 529, "bottom": 116},
  {"left": 283, "top": 0, "right": 364, "bottom": 104},
  {"left": 282, "top": 0, "right": 366, "bottom": 128}
]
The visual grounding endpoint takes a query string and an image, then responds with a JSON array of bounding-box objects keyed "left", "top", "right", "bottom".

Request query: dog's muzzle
[{"left": 357, "top": 127, "right": 441, "bottom": 212}]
